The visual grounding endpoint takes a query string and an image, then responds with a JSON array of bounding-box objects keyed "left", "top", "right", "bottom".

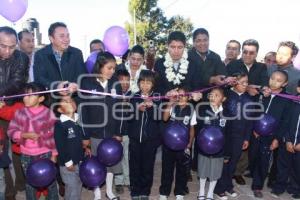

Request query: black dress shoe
[
  {"left": 233, "top": 175, "right": 246, "bottom": 185},
  {"left": 115, "top": 185, "right": 124, "bottom": 194}
]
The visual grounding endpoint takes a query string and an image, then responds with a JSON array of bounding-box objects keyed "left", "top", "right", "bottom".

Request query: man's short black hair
[
  {"left": 18, "top": 29, "right": 32, "bottom": 41},
  {"left": 90, "top": 39, "right": 105, "bottom": 50},
  {"left": 0, "top": 26, "right": 17, "bottom": 39},
  {"left": 48, "top": 22, "right": 67, "bottom": 37},
  {"left": 168, "top": 31, "right": 186, "bottom": 45},
  {"left": 242, "top": 39, "right": 259, "bottom": 52},
  {"left": 193, "top": 28, "right": 209, "bottom": 41}
]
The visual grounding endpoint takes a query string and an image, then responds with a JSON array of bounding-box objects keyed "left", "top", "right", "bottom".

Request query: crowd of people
[{"left": 0, "top": 21, "right": 299, "bottom": 200}]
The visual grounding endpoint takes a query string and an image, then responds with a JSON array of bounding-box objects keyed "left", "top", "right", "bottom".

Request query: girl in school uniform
[
  {"left": 196, "top": 88, "right": 227, "bottom": 200},
  {"left": 80, "top": 51, "right": 122, "bottom": 200}
]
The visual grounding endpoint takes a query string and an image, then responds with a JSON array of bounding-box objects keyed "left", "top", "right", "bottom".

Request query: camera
[{"left": 149, "top": 40, "right": 154, "bottom": 48}]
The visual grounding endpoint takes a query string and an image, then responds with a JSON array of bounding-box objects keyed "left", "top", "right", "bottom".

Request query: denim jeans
[
  {"left": 0, "top": 168, "right": 5, "bottom": 200},
  {"left": 21, "top": 152, "right": 59, "bottom": 200}
]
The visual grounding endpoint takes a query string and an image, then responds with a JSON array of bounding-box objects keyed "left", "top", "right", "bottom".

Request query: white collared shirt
[{"left": 60, "top": 113, "right": 79, "bottom": 123}]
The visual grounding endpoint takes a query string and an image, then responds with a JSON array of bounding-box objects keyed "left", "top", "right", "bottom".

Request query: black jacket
[
  {"left": 285, "top": 101, "right": 300, "bottom": 145},
  {"left": 79, "top": 76, "right": 122, "bottom": 139},
  {"left": 0, "top": 50, "right": 29, "bottom": 97},
  {"left": 154, "top": 58, "right": 198, "bottom": 95},
  {"left": 259, "top": 91, "right": 290, "bottom": 141},
  {"left": 54, "top": 115, "right": 89, "bottom": 166},
  {"left": 227, "top": 59, "right": 269, "bottom": 86},
  {"left": 224, "top": 89, "right": 253, "bottom": 141},
  {"left": 33, "top": 45, "right": 86, "bottom": 89},
  {"left": 188, "top": 48, "right": 226, "bottom": 88},
  {"left": 127, "top": 92, "right": 161, "bottom": 142}
]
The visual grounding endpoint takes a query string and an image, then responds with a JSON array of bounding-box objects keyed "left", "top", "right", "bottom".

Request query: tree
[{"left": 126, "top": 0, "right": 194, "bottom": 56}]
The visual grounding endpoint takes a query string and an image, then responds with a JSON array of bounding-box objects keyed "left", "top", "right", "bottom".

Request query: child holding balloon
[
  {"left": 214, "top": 73, "right": 253, "bottom": 199},
  {"left": 159, "top": 85, "right": 197, "bottom": 200},
  {"left": 7, "top": 82, "right": 59, "bottom": 200},
  {"left": 196, "top": 88, "right": 227, "bottom": 200},
  {"left": 250, "top": 70, "right": 290, "bottom": 198},
  {"left": 54, "top": 95, "right": 90, "bottom": 200},
  {"left": 79, "top": 51, "right": 122, "bottom": 200}
]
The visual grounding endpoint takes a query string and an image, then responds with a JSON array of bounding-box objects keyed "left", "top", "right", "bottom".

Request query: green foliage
[{"left": 126, "top": 0, "right": 194, "bottom": 56}]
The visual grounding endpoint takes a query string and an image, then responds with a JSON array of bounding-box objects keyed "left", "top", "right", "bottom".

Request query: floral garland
[
  {"left": 125, "top": 62, "right": 148, "bottom": 93},
  {"left": 164, "top": 49, "right": 189, "bottom": 85}
]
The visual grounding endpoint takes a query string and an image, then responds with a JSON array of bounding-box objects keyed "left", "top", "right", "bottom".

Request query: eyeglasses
[{"left": 242, "top": 50, "right": 256, "bottom": 55}]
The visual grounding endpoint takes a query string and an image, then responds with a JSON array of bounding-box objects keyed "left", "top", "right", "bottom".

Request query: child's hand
[
  {"left": 225, "top": 76, "right": 237, "bottom": 85},
  {"left": 138, "top": 102, "right": 146, "bottom": 112},
  {"left": 247, "top": 85, "right": 259, "bottom": 96},
  {"left": 191, "top": 92, "right": 202, "bottom": 102},
  {"left": 224, "top": 159, "right": 229, "bottom": 164},
  {"left": 270, "top": 139, "right": 279, "bottom": 150},
  {"left": 67, "top": 165, "right": 76, "bottom": 172},
  {"left": 253, "top": 131, "right": 260, "bottom": 138},
  {"left": 144, "top": 99, "right": 153, "bottom": 108},
  {"left": 0, "top": 101, "right": 5, "bottom": 109},
  {"left": 113, "top": 136, "right": 123, "bottom": 142},
  {"left": 294, "top": 143, "right": 300, "bottom": 152},
  {"left": 22, "top": 132, "right": 39, "bottom": 140},
  {"left": 85, "top": 148, "right": 92, "bottom": 158},
  {"left": 286, "top": 142, "right": 295, "bottom": 153},
  {"left": 262, "top": 86, "right": 272, "bottom": 97},
  {"left": 50, "top": 155, "right": 57, "bottom": 163},
  {"left": 242, "top": 140, "right": 249, "bottom": 150}
]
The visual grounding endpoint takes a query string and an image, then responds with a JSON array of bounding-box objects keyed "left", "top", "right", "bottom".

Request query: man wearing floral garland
[
  {"left": 154, "top": 31, "right": 198, "bottom": 96},
  {"left": 154, "top": 31, "right": 199, "bottom": 200}
]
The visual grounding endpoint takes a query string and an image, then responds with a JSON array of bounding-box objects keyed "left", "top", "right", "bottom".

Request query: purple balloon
[
  {"left": 103, "top": 26, "right": 129, "bottom": 56},
  {"left": 26, "top": 159, "right": 57, "bottom": 188},
  {"left": 0, "top": 0, "right": 28, "bottom": 22},
  {"left": 85, "top": 51, "right": 99, "bottom": 73},
  {"left": 254, "top": 113, "right": 277, "bottom": 136},
  {"left": 79, "top": 156, "right": 106, "bottom": 188},
  {"left": 97, "top": 138, "right": 123, "bottom": 166},
  {"left": 163, "top": 122, "right": 189, "bottom": 151},
  {"left": 197, "top": 126, "right": 225, "bottom": 155}
]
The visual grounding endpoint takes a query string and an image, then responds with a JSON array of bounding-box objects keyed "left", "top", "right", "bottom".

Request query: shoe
[
  {"left": 159, "top": 195, "right": 168, "bottom": 200},
  {"left": 270, "top": 190, "right": 282, "bottom": 198},
  {"left": 214, "top": 193, "right": 228, "bottom": 200},
  {"left": 253, "top": 190, "right": 263, "bottom": 198},
  {"left": 183, "top": 186, "right": 189, "bottom": 194},
  {"left": 140, "top": 195, "right": 149, "bottom": 200},
  {"left": 115, "top": 185, "right": 124, "bottom": 194},
  {"left": 292, "top": 194, "right": 300, "bottom": 200},
  {"left": 233, "top": 175, "right": 246, "bottom": 185},
  {"left": 197, "top": 195, "right": 205, "bottom": 200},
  {"left": 175, "top": 195, "right": 184, "bottom": 200},
  {"left": 58, "top": 184, "right": 65, "bottom": 197},
  {"left": 132, "top": 196, "right": 140, "bottom": 200},
  {"left": 106, "top": 194, "right": 120, "bottom": 200},
  {"left": 225, "top": 189, "right": 238, "bottom": 197}
]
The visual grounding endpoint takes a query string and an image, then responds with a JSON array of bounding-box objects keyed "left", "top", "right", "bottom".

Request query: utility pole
[{"left": 133, "top": 8, "right": 137, "bottom": 45}]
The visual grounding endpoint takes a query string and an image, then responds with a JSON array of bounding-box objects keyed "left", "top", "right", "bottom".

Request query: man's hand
[
  {"left": 191, "top": 92, "right": 202, "bottom": 102},
  {"left": 286, "top": 142, "right": 295, "bottom": 153},
  {"left": 113, "top": 136, "right": 123, "bottom": 142},
  {"left": 210, "top": 75, "right": 226, "bottom": 85},
  {"left": 294, "top": 143, "right": 300, "bottom": 152},
  {"left": 270, "top": 139, "right": 279, "bottom": 150},
  {"left": 242, "top": 141, "right": 249, "bottom": 150},
  {"left": 57, "top": 81, "right": 78, "bottom": 95},
  {"left": 66, "top": 165, "right": 76, "bottom": 172},
  {"left": 50, "top": 155, "right": 57, "bottom": 163}
]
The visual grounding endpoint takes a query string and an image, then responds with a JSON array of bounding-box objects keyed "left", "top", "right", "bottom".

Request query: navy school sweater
[{"left": 54, "top": 114, "right": 89, "bottom": 167}]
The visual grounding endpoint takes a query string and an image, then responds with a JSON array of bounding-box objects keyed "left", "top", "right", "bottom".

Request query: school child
[
  {"left": 271, "top": 80, "right": 300, "bottom": 199},
  {"left": 196, "top": 88, "right": 227, "bottom": 200},
  {"left": 54, "top": 95, "right": 90, "bottom": 200},
  {"left": 80, "top": 51, "right": 122, "bottom": 200},
  {"left": 159, "top": 85, "right": 196, "bottom": 200},
  {"left": 250, "top": 70, "right": 290, "bottom": 198},
  {"left": 127, "top": 70, "right": 160, "bottom": 200},
  {"left": 214, "top": 73, "right": 253, "bottom": 200},
  {"left": 114, "top": 69, "right": 132, "bottom": 194},
  {"left": 7, "top": 82, "right": 59, "bottom": 200}
]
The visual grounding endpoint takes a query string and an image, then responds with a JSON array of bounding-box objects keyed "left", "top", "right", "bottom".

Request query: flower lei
[
  {"left": 125, "top": 62, "right": 148, "bottom": 93},
  {"left": 164, "top": 49, "right": 189, "bottom": 85}
]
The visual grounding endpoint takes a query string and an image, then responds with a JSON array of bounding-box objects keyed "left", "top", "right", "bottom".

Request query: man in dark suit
[
  {"left": 33, "top": 22, "right": 86, "bottom": 94},
  {"left": 227, "top": 39, "right": 269, "bottom": 188}
]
